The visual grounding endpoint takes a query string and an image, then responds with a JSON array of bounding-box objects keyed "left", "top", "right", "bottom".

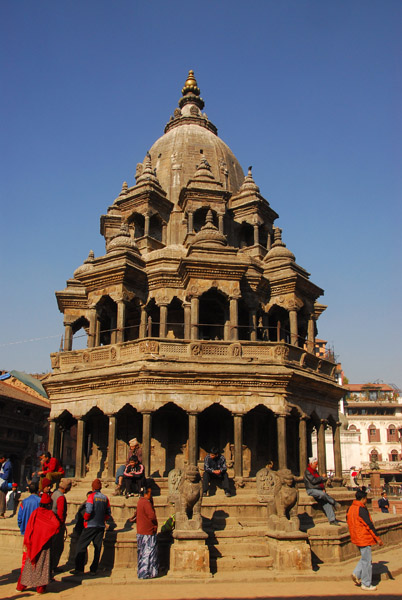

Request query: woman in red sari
[{"left": 17, "top": 484, "right": 60, "bottom": 594}]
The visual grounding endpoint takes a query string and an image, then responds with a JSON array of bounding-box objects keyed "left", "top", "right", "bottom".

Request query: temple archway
[
  {"left": 84, "top": 407, "right": 108, "bottom": 479},
  {"left": 199, "top": 289, "right": 227, "bottom": 340},
  {"left": 198, "top": 403, "right": 233, "bottom": 464},
  {"left": 116, "top": 404, "right": 142, "bottom": 468},
  {"left": 167, "top": 297, "right": 184, "bottom": 339},
  {"left": 243, "top": 405, "right": 277, "bottom": 475},
  {"left": 151, "top": 403, "right": 188, "bottom": 476}
]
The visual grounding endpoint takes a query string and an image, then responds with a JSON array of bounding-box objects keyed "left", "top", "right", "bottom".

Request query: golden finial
[{"left": 182, "top": 70, "right": 200, "bottom": 96}]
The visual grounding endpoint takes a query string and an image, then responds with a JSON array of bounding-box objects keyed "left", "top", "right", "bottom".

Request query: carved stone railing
[{"left": 50, "top": 338, "right": 336, "bottom": 379}]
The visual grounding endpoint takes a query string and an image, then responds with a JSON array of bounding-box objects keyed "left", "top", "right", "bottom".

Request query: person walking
[
  {"left": 304, "top": 457, "right": 340, "bottom": 525},
  {"left": 72, "top": 479, "right": 111, "bottom": 576},
  {"left": 347, "top": 488, "right": 384, "bottom": 591},
  {"left": 50, "top": 478, "right": 72, "bottom": 573},
  {"left": 378, "top": 491, "right": 390, "bottom": 513},
  {"left": 136, "top": 485, "right": 158, "bottom": 579},
  {"left": 0, "top": 453, "right": 13, "bottom": 518},
  {"left": 18, "top": 482, "right": 41, "bottom": 534}
]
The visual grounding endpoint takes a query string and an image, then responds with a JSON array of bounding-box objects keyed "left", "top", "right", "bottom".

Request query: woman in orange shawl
[{"left": 17, "top": 488, "right": 60, "bottom": 594}]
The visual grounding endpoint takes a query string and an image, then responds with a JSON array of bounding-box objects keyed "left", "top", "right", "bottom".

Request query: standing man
[
  {"left": 18, "top": 483, "right": 40, "bottom": 534},
  {"left": 0, "top": 453, "right": 13, "bottom": 518},
  {"left": 203, "top": 447, "right": 231, "bottom": 497},
  {"left": 378, "top": 491, "right": 390, "bottom": 513},
  {"left": 347, "top": 488, "right": 384, "bottom": 591},
  {"left": 136, "top": 485, "right": 158, "bottom": 579},
  {"left": 51, "top": 478, "right": 72, "bottom": 572},
  {"left": 72, "top": 479, "right": 111, "bottom": 576},
  {"left": 304, "top": 457, "right": 340, "bottom": 525}
]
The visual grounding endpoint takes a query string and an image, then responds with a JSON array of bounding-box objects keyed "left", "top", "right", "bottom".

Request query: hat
[
  {"left": 40, "top": 492, "right": 52, "bottom": 505},
  {"left": 60, "top": 478, "right": 72, "bottom": 489},
  {"left": 92, "top": 478, "right": 102, "bottom": 490},
  {"left": 129, "top": 438, "right": 139, "bottom": 446},
  {"left": 41, "top": 478, "right": 51, "bottom": 488},
  {"left": 12, "top": 483, "right": 18, "bottom": 488}
]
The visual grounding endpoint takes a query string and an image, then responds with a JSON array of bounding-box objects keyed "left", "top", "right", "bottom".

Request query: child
[{"left": 122, "top": 456, "right": 145, "bottom": 497}]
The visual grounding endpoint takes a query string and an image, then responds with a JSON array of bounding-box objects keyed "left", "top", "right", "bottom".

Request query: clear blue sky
[{"left": 1, "top": 1, "right": 401, "bottom": 387}]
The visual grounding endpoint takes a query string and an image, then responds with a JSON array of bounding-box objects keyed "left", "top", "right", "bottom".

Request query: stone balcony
[{"left": 50, "top": 338, "right": 336, "bottom": 379}]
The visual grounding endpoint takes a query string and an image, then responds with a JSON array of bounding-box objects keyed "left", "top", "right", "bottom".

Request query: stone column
[
  {"left": 184, "top": 302, "right": 191, "bottom": 339},
  {"left": 307, "top": 316, "right": 315, "bottom": 353},
  {"left": 253, "top": 224, "right": 259, "bottom": 246},
  {"left": 333, "top": 421, "right": 343, "bottom": 478},
  {"left": 276, "top": 414, "right": 287, "bottom": 470},
  {"left": 218, "top": 214, "right": 224, "bottom": 234},
  {"left": 140, "top": 305, "right": 147, "bottom": 338},
  {"left": 187, "top": 211, "right": 194, "bottom": 234},
  {"left": 230, "top": 297, "right": 238, "bottom": 341},
  {"left": 144, "top": 213, "right": 150, "bottom": 237},
  {"left": 75, "top": 418, "right": 86, "bottom": 479},
  {"left": 190, "top": 296, "right": 199, "bottom": 340},
  {"left": 267, "top": 232, "right": 272, "bottom": 251},
  {"left": 142, "top": 411, "right": 152, "bottom": 476},
  {"left": 64, "top": 323, "right": 73, "bottom": 351},
  {"left": 188, "top": 412, "right": 198, "bottom": 467},
  {"left": 249, "top": 308, "right": 257, "bottom": 341},
  {"left": 159, "top": 304, "right": 168, "bottom": 338},
  {"left": 107, "top": 414, "right": 116, "bottom": 480},
  {"left": 116, "top": 300, "right": 126, "bottom": 343},
  {"left": 233, "top": 413, "right": 243, "bottom": 479},
  {"left": 162, "top": 223, "right": 167, "bottom": 245},
  {"left": 48, "top": 419, "right": 57, "bottom": 457},
  {"left": 299, "top": 416, "right": 308, "bottom": 475},
  {"left": 88, "top": 308, "right": 97, "bottom": 348},
  {"left": 317, "top": 420, "right": 327, "bottom": 476},
  {"left": 95, "top": 317, "right": 101, "bottom": 347},
  {"left": 289, "top": 309, "right": 298, "bottom": 346}
]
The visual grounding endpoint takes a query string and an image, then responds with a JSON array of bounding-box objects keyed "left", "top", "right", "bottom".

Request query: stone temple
[{"left": 44, "top": 71, "right": 344, "bottom": 487}]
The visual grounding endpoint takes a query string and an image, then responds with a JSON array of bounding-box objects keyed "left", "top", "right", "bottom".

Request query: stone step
[
  {"left": 210, "top": 555, "right": 274, "bottom": 571},
  {"left": 208, "top": 541, "right": 269, "bottom": 558}
]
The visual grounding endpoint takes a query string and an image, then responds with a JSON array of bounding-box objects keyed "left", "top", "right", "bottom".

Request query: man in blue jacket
[
  {"left": 203, "top": 447, "right": 231, "bottom": 497},
  {"left": 17, "top": 482, "right": 40, "bottom": 533},
  {"left": 0, "top": 453, "right": 13, "bottom": 518}
]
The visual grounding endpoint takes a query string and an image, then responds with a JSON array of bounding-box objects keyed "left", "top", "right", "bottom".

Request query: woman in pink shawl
[{"left": 17, "top": 484, "right": 60, "bottom": 594}]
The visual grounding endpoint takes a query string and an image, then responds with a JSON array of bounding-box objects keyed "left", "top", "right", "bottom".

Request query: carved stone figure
[
  {"left": 256, "top": 466, "right": 298, "bottom": 527},
  {"left": 174, "top": 465, "right": 203, "bottom": 531},
  {"left": 168, "top": 467, "right": 183, "bottom": 502}
]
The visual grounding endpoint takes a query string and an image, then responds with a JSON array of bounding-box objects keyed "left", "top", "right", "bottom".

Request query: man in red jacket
[
  {"left": 347, "top": 488, "right": 383, "bottom": 591},
  {"left": 38, "top": 452, "right": 65, "bottom": 491}
]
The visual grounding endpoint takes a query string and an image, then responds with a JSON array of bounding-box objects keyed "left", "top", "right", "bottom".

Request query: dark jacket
[
  {"left": 304, "top": 466, "right": 325, "bottom": 491},
  {"left": 0, "top": 459, "right": 13, "bottom": 492},
  {"left": 204, "top": 454, "right": 227, "bottom": 474}
]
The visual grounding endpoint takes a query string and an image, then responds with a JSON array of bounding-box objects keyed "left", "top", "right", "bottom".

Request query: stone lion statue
[
  {"left": 256, "top": 466, "right": 298, "bottom": 529},
  {"left": 174, "top": 465, "right": 203, "bottom": 531}
]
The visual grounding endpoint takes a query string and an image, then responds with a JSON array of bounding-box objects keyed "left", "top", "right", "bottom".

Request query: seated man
[
  {"left": 38, "top": 452, "right": 65, "bottom": 491},
  {"left": 304, "top": 457, "right": 340, "bottom": 525},
  {"left": 203, "top": 447, "right": 231, "bottom": 497},
  {"left": 122, "top": 455, "right": 145, "bottom": 497}
]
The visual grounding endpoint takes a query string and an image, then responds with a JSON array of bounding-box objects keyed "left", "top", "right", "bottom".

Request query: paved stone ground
[{"left": 1, "top": 543, "right": 402, "bottom": 600}]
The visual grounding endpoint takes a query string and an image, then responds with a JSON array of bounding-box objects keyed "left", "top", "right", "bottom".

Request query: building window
[
  {"left": 368, "top": 426, "right": 380, "bottom": 443},
  {"left": 387, "top": 426, "right": 398, "bottom": 442},
  {"left": 390, "top": 450, "right": 399, "bottom": 462}
]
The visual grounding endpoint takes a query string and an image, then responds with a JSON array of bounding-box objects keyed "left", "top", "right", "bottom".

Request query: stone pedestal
[
  {"left": 267, "top": 528, "right": 311, "bottom": 570},
  {"left": 169, "top": 530, "right": 211, "bottom": 578},
  {"left": 370, "top": 471, "right": 382, "bottom": 495}
]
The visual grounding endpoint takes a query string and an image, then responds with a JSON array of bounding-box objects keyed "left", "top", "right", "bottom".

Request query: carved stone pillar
[
  {"left": 75, "top": 418, "right": 86, "bottom": 479},
  {"left": 116, "top": 300, "right": 126, "bottom": 344},
  {"left": 144, "top": 213, "right": 150, "bottom": 237},
  {"left": 159, "top": 304, "right": 168, "bottom": 338},
  {"left": 267, "top": 231, "right": 272, "bottom": 251},
  {"left": 218, "top": 214, "right": 224, "bottom": 234},
  {"left": 64, "top": 323, "right": 73, "bottom": 351},
  {"left": 233, "top": 413, "right": 243, "bottom": 479},
  {"left": 299, "top": 416, "right": 308, "bottom": 475},
  {"left": 317, "top": 420, "right": 327, "bottom": 476},
  {"left": 142, "top": 411, "right": 152, "bottom": 476},
  {"left": 95, "top": 317, "right": 101, "bottom": 347},
  {"left": 230, "top": 297, "right": 238, "bottom": 341},
  {"left": 289, "top": 309, "right": 298, "bottom": 346},
  {"left": 190, "top": 296, "right": 199, "bottom": 340},
  {"left": 183, "top": 302, "right": 191, "bottom": 339},
  {"left": 187, "top": 211, "right": 194, "bottom": 234},
  {"left": 48, "top": 419, "right": 57, "bottom": 457},
  {"left": 88, "top": 308, "right": 97, "bottom": 348},
  {"left": 188, "top": 412, "right": 198, "bottom": 467},
  {"left": 107, "top": 414, "right": 116, "bottom": 480},
  {"left": 333, "top": 421, "right": 343, "bottom": 478},
  {"left": 276, "top": 414, "right": 287, "bottom": 470},
  {"left": 307, "top": 316, "right": 315, "bottom": 353},
  {"left": 140, "top": 305, "right": 147, "bottom": 338},
  {"left": 253, "top": 224, "right": 259, "bottom": 246},
  {"left": 162, "top": 223, "right": 167, "bottom": 245},
  {"left": 249, "top": 308, "right": 257, "bottom": 341}
]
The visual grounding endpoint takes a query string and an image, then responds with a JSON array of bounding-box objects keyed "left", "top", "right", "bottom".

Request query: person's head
[
  {"left": 28, "top": 482, "right": 39, "bottom": 495},
  {"left": 39, "top": 493, "right": 52, "bottom": 509},
  {"left": 41, "top": 477, "right": 52, "bottom": 493},
  {"left": 129, "top": 438, "right": 139, "bottom": 450},
  {"left": 381, "top": 491, "right": 387, "bottom": 498},
  {"left": 355, "top": 489, "right": 368, "bottom": 504},
  {"left": 144, "top": 485, "right": 153, "bottom": 500},
  {"left": 60, "top": 478, "right": 72, "bottom": 493},
  {"left": 0, "top": 454, "right": 8, "bottom": 464},
  {"left": 129, "top": 455, "right": 138, "bottom": 466},
  {"left": 210, "top": 446, "right": 220, "bottom": 459},
  {"left": 309, "top": 457, "right": 318, "bottom": 470},
  {"left": 92, "top": 478, "right": 102, "bottom": 492}
]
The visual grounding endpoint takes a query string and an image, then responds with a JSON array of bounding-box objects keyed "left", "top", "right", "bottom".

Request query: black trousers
[
  {"left": 122, "top": 475, "right": 144, "bottom": 495},
  {"left": 75, "top": 526, "right": 105, "bottom": 573},
  {"left": 202, "top": 471, "right": 230, "bottom": 493},
  {"left": 51, "top": 525, "right": 65, "bottom": 570}
]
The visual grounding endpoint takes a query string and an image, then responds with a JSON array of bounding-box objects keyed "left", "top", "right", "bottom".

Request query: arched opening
[
  {"left": 198, "top": 404, "right": 233, "bottom": 465},
  {"left": 199, "top": 289, "right": 227, "bottom": 340},
  {"left": 125, "top": 298, "right": 141, "bottom": 341},
  {"left": 387, "top": 424, "right": 398, "bottom": 442},
  {"left": 71, "top": 316, "right": 90, "bottom": 350},
  {"left": 193, "top": 207, "right": 217, "bottom": 233},
  {"left": 167, "top": 297, "right": 184, "bottom": 339},
  {"left": 149, "top": 213, "right": 163, "bottom": 242},
  {"left": 56, "top": 410, "right": 77, "bottom": 477},
  {"left": 239, "top": 222, "right": 254, "bottom": 248},
  {"left": 97, "top": 296, "right": 117, "bottom": 346},
  {"left": 115, "top": 404, "right": 142, "bottom": 468},
  {"left": 243, "top": 405, "right": 277, "bottom": 475},
  {"left": 297, "top": 308, "right": 309, "bottom": 348},
  {"left": 389, "top": 449, "right": 399, "bottom": 462},
  {"left": 238, "top": 298, "right": 251, "bottom": 341},
  {"left": 368, "top": 424, "right": 380, "bottom": 443},
  {"left": 369, "top": 448, "right": 381, "bottom": 463},
  {"left": 84, "top": 407, "right": 108, "bottom": 479},
  {"left": 267, "top": 305, "right": 290, "bottom": 343},
  {"left": 146, "top": 299, "right": 160, "bottom": 338},
  {"left": 130, "top": 213, "right": 145, "bottom": 238},
  {"left": 151, "top": 403, "right": 188, "bottom": 476},
  {"left": 259, "top": 224, "right": 268, "bottom": 248}
]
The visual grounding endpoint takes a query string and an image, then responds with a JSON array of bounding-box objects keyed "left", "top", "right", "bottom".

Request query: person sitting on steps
[
  {"left": 304, "top": 456, "right": 341, "bottom": 525},
  {"left": 122, "top": 455, "right": 145, "bottom": 497},
  {"left": 202, "top": 447, "right": 231, "bottom": 497}
]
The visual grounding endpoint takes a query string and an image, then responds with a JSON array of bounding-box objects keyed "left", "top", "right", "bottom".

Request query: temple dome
[{"left": 144, "top": 71, "right": 244, "bottom": 206}]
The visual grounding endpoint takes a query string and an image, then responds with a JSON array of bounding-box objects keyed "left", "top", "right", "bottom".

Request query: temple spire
[{"left": 179, "top": 69, "right": 204, "bottom": 110}]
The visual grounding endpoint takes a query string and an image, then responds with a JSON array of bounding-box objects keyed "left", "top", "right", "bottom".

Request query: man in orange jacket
[{"left": 347, "top": 488, "right": 383, "bottom": 591}]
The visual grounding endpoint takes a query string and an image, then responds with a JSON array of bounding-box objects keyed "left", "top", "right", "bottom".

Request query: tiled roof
[{"left": 0, "top": 381, "right": 50, "bottom": 409}]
